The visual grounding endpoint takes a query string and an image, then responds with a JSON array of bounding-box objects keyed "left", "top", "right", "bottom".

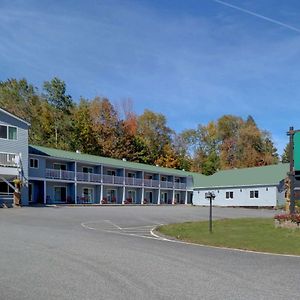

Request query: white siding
[{"left": 193, "top": 185, "right": 278, "bottom": 207}]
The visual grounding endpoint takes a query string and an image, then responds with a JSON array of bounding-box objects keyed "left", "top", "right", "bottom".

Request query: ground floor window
[
  {"left": 107, "top": 189, "right": 117, "bottom": 203},
  {"left": 226, "top": 191, "right": 233, "bottom": 199},
  {"left": 82, "top": 187, "right": 94, "bottom": 202},
  {"left": 127, "top": 190, "right": 136, "bottom": 203},
  {"left": 145, "top": 191, "right": 153, "bottom": 204},
  {"left": 250, "top": 190, "right": 259, "bottom": 198},
  {"left": 54, "top": 186, "right": 67, "bottom": 202},
  {"left": 161, "top": 192, "right": 168, "bottom": 203}
]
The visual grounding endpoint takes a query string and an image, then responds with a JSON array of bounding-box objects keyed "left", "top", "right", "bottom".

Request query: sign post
[{"left": 205, "top": 192, "right": 216, "bottom": 233}]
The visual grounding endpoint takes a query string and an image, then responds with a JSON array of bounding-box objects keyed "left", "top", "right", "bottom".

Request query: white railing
[
  {"left": 77, "top": 172, "right": 102, "bottom": 183},
  {"left": 102, "top": 175, "right": 124, "bottom": 185},
  {"left": 44, "top": 169, "right": 187, "bottom": 189},
  {"left": 174, "top": 182, "right": 187, "bottom": 189},
  {"left": 0, "top": 153, "right": 18, "bottom": 167},
  {"left": 45, "top": 169, "right": 75, "bottom": 180},
  {"left": 143, "top": 179, "right": 160, "bottom": 188},
  {"left": 125, "top": 177, "right": 143, "bottom": 186}
]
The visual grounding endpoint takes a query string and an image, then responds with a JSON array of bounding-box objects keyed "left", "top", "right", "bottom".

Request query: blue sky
[{"left": 1, "top": 0, "right": 300, "bottom": 154}]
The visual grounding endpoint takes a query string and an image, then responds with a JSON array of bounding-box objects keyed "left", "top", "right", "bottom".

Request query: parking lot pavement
[{"left": 0, "top": 206, "right": 298, "bottom": 300}]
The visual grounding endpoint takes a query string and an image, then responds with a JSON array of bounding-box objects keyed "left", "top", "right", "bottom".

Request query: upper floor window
[
  {"left": 161, "top": 176, "right": 167, "bottom": 181},
  {"left": 0, "top": 125, "right": 17, "bottom": 140},
  {"left": 250, "top": 190, "right": 259, "bottom": 198},
  {"left": 30, "top": 158, "right": 39, "bottom": 169},
  {"left": 107, "top": 170, "right": 116, "bottom": 176},
  {"left": 53, "top": 163, "right": 67, "bottom": 170},
  {"left": 83, "top": 166, "right": 93, "bottom": 173},
  {"left": 128, "top": 172, "right": 136, "bottom": 178}
]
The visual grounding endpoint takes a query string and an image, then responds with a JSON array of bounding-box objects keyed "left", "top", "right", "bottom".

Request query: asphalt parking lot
[{"left": 0, "top": 206, "right": 299, "bottom": 300}]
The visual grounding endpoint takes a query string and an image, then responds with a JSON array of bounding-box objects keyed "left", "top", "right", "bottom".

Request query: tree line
[{"left": 0, "top": 77, "right": 283, "bottom": 175}]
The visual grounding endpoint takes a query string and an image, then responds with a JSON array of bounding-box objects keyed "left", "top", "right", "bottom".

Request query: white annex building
[{"left": 193, "top": 164, "right": 288, "bottom": 207}]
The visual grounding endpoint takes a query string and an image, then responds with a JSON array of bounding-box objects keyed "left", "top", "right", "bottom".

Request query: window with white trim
[
  {"left": 250, "top": 190, "right": 259, "bottom": 198},
  {"left": 226, "top": 191, "right": 233, "bottom": 199},
  {"left": 0, "top": 125, "right": 17, "bottom": 140},
  {"left": 30, "top": 158, "right": 39, "bottom": 168}
]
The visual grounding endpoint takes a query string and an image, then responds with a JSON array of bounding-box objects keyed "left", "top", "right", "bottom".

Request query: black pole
[{"left": 209, "top": 198, "right": 212, "bottom": 233}]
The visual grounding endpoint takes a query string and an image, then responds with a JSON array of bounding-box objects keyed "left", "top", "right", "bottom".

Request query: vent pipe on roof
[
  {"left": 76, "top": 150, "right": 81, "bottom": 154},
  {"left": 122, "top": 158, "right": 126, "bottom": 161}
]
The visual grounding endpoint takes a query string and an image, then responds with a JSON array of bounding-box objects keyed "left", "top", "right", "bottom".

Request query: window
[
  {"left": 128, "top": 172, "right": 136, "bottom": 178},
  {"left": 53, "top": 163, "right": 67, "bottom": 170},
  {"left": 161, "top": 176, "right": 167, "bottom": 181},
  {"left": 30, "top": 158, "right": 39, "bottom": 168},
  {"left": 8, "top": 127, "right": 17, "bottom": 140},
  {"left": 250, "top": 190, "right": 259, "bottom": 198},
  {"left": 83, "top": 166, "right": 93, "bottom": 173},
  {"left": 107, "top": 170, "right": 116, "bottom": 176},
  {"left": 0, "top": 125, "right": 7, "bottom": 139},
  {"left": 226, "top": 191, "right": 233, "bottom": 199},
  {"left": 0, "top": 125, "right": 17, "bottom": 140},
  {"left": 82, "top": 188, "right": 94, "bottom": 202}
]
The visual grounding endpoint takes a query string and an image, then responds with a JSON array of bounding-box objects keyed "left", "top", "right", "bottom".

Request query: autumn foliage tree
[{"left": 0, "top": 77, "right": 280, "bottom": 174}]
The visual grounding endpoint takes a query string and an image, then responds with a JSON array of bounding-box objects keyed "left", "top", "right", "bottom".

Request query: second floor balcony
[{"left": 44, "top": 168, "right": 187, "bottom": 189}]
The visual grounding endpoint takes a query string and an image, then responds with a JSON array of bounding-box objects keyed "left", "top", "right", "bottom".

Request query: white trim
[{"left": 0, "top": 108, "right": 31, "bottom": 126}]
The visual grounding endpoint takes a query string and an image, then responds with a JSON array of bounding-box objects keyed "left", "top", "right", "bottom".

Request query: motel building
[{"left": 0, "top": 107, "right": 291, "bottom": 207}]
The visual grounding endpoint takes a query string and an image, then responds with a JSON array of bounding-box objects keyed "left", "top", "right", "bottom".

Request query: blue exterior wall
[{"left": 0, "top": 110, "right": 29, "bottom": 205}]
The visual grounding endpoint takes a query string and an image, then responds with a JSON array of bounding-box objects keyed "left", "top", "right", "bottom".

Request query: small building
[
  {"left": 193, "top": 164, "right": 289, "bottom": 207},
  {"left": 0, "top": 108, "right": 30, "bottom": 206}
]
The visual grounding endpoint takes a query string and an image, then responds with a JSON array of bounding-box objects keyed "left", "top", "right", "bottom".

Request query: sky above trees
[{"left": 1, "top": 0, "right": 300, "bottom": 154}]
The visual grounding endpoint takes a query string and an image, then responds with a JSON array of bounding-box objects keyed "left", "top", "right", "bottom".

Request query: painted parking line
[{"left": 81, "top": 220, "right": 300, "bottom": 258}]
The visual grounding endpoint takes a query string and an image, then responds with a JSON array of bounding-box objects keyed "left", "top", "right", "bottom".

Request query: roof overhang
[{"left": 0, "top": 108, "right": 31, "bottom": 126}]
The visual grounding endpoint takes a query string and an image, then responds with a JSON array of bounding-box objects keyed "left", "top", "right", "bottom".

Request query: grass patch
[{"left": 157, "top": 218, "right": 300, "bottom": 255}]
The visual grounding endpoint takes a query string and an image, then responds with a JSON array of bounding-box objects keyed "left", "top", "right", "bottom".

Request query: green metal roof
[
  {"left": 29, "top": 145, "right": 205, "bottom": 179},
  {"left": 194, "top": 163, "right": 289, "bottom": 188},
  {"left": 29, "top": 145, "right": 288, "bottom": 188}
]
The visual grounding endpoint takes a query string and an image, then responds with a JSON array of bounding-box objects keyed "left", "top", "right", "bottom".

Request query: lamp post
[{"left": 205, "top": 191, "right": 216, "bottom": 233}]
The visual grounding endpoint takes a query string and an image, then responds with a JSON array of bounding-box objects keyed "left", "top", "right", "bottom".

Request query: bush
[{"left": 274, "top": 213, "right": 300, "bottom": 224}]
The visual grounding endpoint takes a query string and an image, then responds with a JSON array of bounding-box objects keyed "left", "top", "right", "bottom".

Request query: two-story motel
[{"left": 0, "top": 107, "right": 289, "bottom": 207}]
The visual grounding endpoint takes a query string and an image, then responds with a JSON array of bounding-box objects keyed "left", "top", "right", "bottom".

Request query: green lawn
[{"left": 157, "top": 218, "right": 300, "bottom": 255}]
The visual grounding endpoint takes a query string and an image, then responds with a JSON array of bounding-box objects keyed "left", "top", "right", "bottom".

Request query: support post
[
  {"left": 43, "top": 181, "right": 47, "bottom": 204},
  {"left": 74, "top": 162, "right": 77, "bottom": 204}
]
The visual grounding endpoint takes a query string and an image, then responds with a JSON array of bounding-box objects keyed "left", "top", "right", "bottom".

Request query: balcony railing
[
  {"left": 174, "top": 182, "right": 187, "bottom": 189},
  {"left": 77, "top": 172, "right": 101, "bottom": 183},
  {"left": 102, "top": 174, "right": 124, "bottom": 185},
  {"left": 45, "top": 169, "right": 75, "bottom": 180},
  {"left": 43, "top": 169, "right": 187, "bottom": 189},
  {"left": 125, "top": 177, "right": 143, "bottom": 186},
  {"left": 0, "top": 153, "right": 18, "bottom": 167},
  {"left": 143, "top": 179, "right": 160, "bottom": 188}
]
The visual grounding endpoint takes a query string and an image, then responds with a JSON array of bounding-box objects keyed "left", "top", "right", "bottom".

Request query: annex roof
[
  {"left": 194, "top": 163, "right": 289, "bottom": 188},
  {"left": 29, "top": 144, "right": 207, "bottom": 179},
  {"left": 0, "top": 108, "right": 31, "bottom": 126}
]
